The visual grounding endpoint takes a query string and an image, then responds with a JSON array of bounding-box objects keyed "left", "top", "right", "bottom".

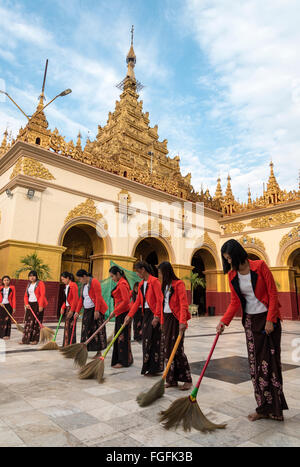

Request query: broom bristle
[
  {"left": 40, "top": 327, "right": 55, "bottom": 344},
  {"left": 78, "top": 359, "right": 99, "bottom": 379},
  {"left": 40, "top": 340, "right": 60, "bottom": 351},
  {"left": 59, "top": 343, "right": 83, "bottom": 359},
  {"left": 96, "top": 358, "right": 105, "bottom": 384},
  {"left": 16, "top": 324, "right": 24, "bottom": 333},
  {"left": 159, "top": 396, "right": 226, "bottom": 433},
  {"left": 136, "top": 378, "right": 165, "bottom": 407},
  {"left": 73, "top": 344, "right": 88, "bottom": 367}
]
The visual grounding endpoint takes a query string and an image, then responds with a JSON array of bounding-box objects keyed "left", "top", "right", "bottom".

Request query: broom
[
  {"left": 40, "top": 312, "right": 64, "bottom": 350},
  {"left": 159, "top": 332, "right": 227, "bottom": 433},
  {"left": 27, "top": 305, "right": 55, "bottom": 344},
  {"left": 0, "top": 303, "right": 24, "bottom": 333},
  {"left": 78, "top": 323, "right": 126, "bottom": 383},
  {"left": 59, "top": 315, "right": 112, "bottom": 367},
  {"left": 137, "top": 332, "right": 183, "bottom": 407}
]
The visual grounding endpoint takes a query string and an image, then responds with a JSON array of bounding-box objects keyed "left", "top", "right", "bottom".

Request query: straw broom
[
  {"left": 0, "top": 303, "right": 24, "bottom": 333},
  {"left": 40, "top": 312, "right": 64, "bottom": 350},
  {"left": 78, "top": 323, "right": 126, "bottom": 383},
  {"left": 159, "top": 332, "right": 227, "bottom": 433},
  {"left": 60, "top": 315, "right": 112, "bottom": 367},
  {"left": 27, "top": 305, "right": 55, "bottom": 343},
  {"left": 137, "top": 332, "right": 183, "bottom": 407}
]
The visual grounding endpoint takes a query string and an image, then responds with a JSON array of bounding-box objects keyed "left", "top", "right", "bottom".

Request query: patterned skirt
[
  {"left": 63, "top": 306, "right": 77, "bottom": 347},
  {"left": 163, "top": 312, "right": 192, "bottom": 385},
  {"left": 141, "top": 308, "right": 164, "bottom": 375},
  {"left": 22, "top": 302, "right": 44, "bottom": 344},
  {"left": 80, "top": 307, "right": 107, "bottom": 352},
  {"left": 244, "top": 312, "right": 288, "bottom": 419},
  {"left": 0, "top": 303, "right": 12, "bottom": 338},
  {"left": 133, "top": 307, "right": 143, "bottom": 341},
  {"left": 111, "top": 311, "right": 133, "bottom": 367}
]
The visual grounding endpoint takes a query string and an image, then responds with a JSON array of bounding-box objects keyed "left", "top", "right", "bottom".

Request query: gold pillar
[
  {"left": 172, "top": 264, "right": 194, "bottom": 289},
  {"left": 90, "top": 254, "right": 138, "bottom": 280},
  {"left": 270, "top": 267, "right": 296, "bottom": 292}
]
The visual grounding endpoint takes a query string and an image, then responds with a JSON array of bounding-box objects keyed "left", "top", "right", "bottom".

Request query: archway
[
  {"left": 61, "top": 223, "right": 104, "bottom": 277},
  {"left": 191, "top": 248, "right": 217, "bottom": 315},
  {"left": 247, "top": 253, "right": 261, "bottom": 261},
  {"left": 287, "top": 248, "right": 300, "bottom": 316},
  {"left": 133, "top": 237, "right": 170, "bottom": 277}
]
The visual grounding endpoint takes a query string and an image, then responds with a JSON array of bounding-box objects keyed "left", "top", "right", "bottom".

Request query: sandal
[{"left": 180, "top": 382, "right": 193, "bottom": 391}]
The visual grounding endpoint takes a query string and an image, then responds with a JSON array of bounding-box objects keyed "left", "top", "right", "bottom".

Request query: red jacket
[
  {"left": 112, "top": 277, "right": 131, "bottom": 317},
  {"left": 61, "top": 281, "right": 79, "bottom": 313},
  {"left": 221, "top": 259, "right": 281, "bottom": 326},
  {"left": 128, "top": 274, "right": 163, "bottom": 319},
  {"left": 24, "top": 281, "right": 48, "bottom": 308},
  {"left": 76, "top": 277, "right": 108, "bottom": 315},
  {"left": 0, "top": 285, "right": 16, "bottom": 309},
  {"left": 160, "top": 280, "right": 191, "bottom": 326}
]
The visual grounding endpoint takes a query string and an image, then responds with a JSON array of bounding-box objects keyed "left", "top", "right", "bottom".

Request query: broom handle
[
  {"left": 0, "top": 303, "right": 18, "bottom": 326},
  {"left": 53, "top": 313, "right": 64, "bottom": 342},
  {"left": 102, "top": 324, "right": 126, "bottom": 359},
  {"left": 27, "top": 305, "right": 44, "bottom": 329},
  {"left": 70, "top": 315, "right": 77, "bottom": 344},
  {"left": 162, "top": 333, "right": 183, "bottom": 380},
  {"left": 85, "top": 315, "right": 112, "bottom": 345},
  {"left": 190, "top": 332, "right": 220, "bottom": 400}
]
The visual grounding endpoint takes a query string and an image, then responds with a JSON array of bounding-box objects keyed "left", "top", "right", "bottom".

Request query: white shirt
[
  {"left": 2, "top": 288, "right": 9, "bottom": 305},
  {"left": 65, "top": 285, "right": 70, "bottom": 307},
  {"left": 28, "top": 283, "right": 38, "bottom": 302},
  {"left": 143, "top": 281, "right": 150, "bottom": 308},
  {"left": 83, "top": 284, "right": 95, "bottom": 309},
  {"left": 238, "top": 272, "right": 267, "bottom": 315},
  {"left": 163, "top": 285, "right": 172, "bottom": 313}
]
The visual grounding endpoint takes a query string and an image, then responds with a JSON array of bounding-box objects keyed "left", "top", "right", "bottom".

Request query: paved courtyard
[{"left": 0, "top": 316, "right": 300, "bottom": 447}]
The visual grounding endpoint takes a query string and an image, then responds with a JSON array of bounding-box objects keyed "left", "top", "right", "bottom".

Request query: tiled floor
[{"left": 0, "top": 316, "right": 299, "bottom": 447}]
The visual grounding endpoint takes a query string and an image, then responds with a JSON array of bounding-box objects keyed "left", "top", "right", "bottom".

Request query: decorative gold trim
[
  {"left": 249, "top": 212, "right": 298, "bottom": 228},
  {"left": 137, "top": 218, "right": 171, "bottom": 242},
  {"left": 10, "top": 157, "right": 55, "bottom": 181},
  {"left": 64, "top": 198, "right": 107, "bottom": 229},
  {"left": 238, "top": 234, "right": 265, "bottom": 251},
  {"left": 222, "top": 222, "right": 246, "bottom": 234}
]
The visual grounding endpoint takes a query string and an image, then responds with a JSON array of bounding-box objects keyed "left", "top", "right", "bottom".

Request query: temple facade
[{"left": 0, "top": 37, "right": 299, "bottom": 321}]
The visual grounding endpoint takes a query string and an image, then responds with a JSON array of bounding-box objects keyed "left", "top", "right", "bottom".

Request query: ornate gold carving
[
  {"left": 10, "top": 157, "right": 55, "bottom": 180},
  {"left": 222, "top": 222, "right": 246, "bottom": 234},
  {"left": 238, "top": 235, "right": 265, "bottom": 251},
  {"left": 249, "top": 212, "right": 298, "bottom": 229},
  {"left": 201, "top": 232, "right": 217, "bottom": 252},
  {"left": 137, "top": 218, "right": 171, "bottom": 242},
  {"left": 280, "top": 224, "right": 300, "bottom": 249},
  {"left": 65, "top": 198, "right": 107, "bottom": 229}
]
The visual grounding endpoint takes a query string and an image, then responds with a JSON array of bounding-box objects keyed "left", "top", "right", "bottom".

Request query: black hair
[
  {"left": 158, "top": 261, "right": 179, "bottom": 292},
  {"left": 28, "top": 270, "right": 38, "bottom": 279},
  {"left": 61, "top": 271, "right": 75, "bottom": 282},
  {"left": 76, "top": 269, "right": 92, "bottom": 278},
  {"left": 221, "top": 239, "right": 248, "bottom": 274},
  {"left": 1, "top": 275, "right": 11, "bottom": 284},
  {"left": 134, "top": 261, "right": 154, "bottom": 275},
  {"left": 109, "top": 266, "right": 130, "bottom": 286}
]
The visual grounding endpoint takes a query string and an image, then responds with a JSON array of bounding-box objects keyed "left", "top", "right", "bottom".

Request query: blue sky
[{"left": 0, "top": 0, "right": 299, "bottom": 201}]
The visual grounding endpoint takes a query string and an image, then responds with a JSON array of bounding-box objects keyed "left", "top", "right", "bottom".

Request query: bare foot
[
  {"left": 180, "top": 382, "right": 192, "bottom": 391},
  {"left": 3, "top": 337, "right": 10, "bottom": 340},
  {"left": 165, "top": 382, "right": 178, "bottom": 388},
  {"left": 248, "top": 412, "right": 269, "bottom": 422},
  {"left": 29, "top": 341, "right": 38, "bottom": 345},
  {"left": 19, "top": 342, "right": 25, "bottom": 345},
  {"left": 92, "top": 352, "right": 102, "bottom": 359},
  {"left": 112, "top": 363, "right": 123, "bottom": 368}
]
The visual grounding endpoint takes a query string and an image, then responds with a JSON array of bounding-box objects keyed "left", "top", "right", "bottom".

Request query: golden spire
[
  {"left": 0, "top": 129, "right": 8, "bottom": 156},
  {"left": 223, "top": 174, "right": 236, "bottom": 215},
  {"left": 126, "top": 25, "right": 136, "bottom": 80},
  {"left": 214, "top": 176, "right": 223, "bottom": 199},
  {"left": 265, "top": 160, "right": 281, "bottom": 204},
  {"left": 76, "top": 131, "right": 82, "bottom": 150},
  {"left": 248, "top": 185, "right": 252, "bottom": 205}
]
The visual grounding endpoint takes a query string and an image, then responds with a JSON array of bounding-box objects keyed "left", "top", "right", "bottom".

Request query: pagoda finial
[
  {"left": 126, "top": 25, "right": 136, "bottom": 80},
  {"left": 214, "top": 176, "right": 223, "bottom": 200},
  {"left": 248, "top": 185, "right": 252, "bottom": 205}
]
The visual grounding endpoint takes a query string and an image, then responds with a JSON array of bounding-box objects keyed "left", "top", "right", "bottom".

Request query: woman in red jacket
[
  {"left": 158, "top": 262, "right": 192, "bottom": 390},
  {"left": 22, "top": 270, "right": 48, "bottom": 345},
  {"left": 75, "top": 269, "right": 108, "bottom": 359},
  {"left": 0, "top": 276, "right": 16, "bottom": 340},
  {"left": 60, "top": 272, "right": 79, "bottom": 347},
  {"left": 124, "top": 261, "right": 164, "bottom": 376},
  {"left": 216, "top": 239, "right": 288, "bottom": 422},
  {"left": 109, "top": 266, "right": 133, "bottom": 368}
]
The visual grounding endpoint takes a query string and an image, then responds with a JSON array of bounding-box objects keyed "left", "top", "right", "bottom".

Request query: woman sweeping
[
  {"left": 109, "top": 266, "right": 133, "bottom": 368},
  {"left": 131, "top": 282, "right": 142, "bottom": 342},
  {"left": 21, "top": 270, "right": 48, "bottom": 345},
  {"left": 217, "top": 239, "right": 288, "bottom": 422},
  {"left": 125, "top": 261, "right": 164, "bottom": 376},
  {"left": 158, "top": 262, "right": 192, "bottom": 390},
  {"left": 60, "top": 272, "right": 79, "bottom": 347},
  {"left": 75, "top": 270, "right": 108, "bottom": 359},
  {"left": 0, "top": 276, "right": 16, "bottom": 340}
]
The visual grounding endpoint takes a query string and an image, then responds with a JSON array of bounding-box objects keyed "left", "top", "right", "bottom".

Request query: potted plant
[{"left": 184, "top": 272, "right": 206, "bottom": 316}]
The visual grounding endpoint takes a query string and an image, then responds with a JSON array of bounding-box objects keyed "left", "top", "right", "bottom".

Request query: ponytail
[{"left": 109, "top": 265, "right": 130, "bottom": 286}]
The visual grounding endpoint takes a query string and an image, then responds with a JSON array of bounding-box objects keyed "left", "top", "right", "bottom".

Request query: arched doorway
[
  {"left": 287, "top": 248, "right": 300, "bottom": 316},
  {"left": 133, "top": 237, "right": 170, "bottom": 277},
  {"left": 191, "top": 248, "right": 217, "bottom": 315},
  {"left": 61, "top": 223, "right": 104, "bottom": 277}
]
